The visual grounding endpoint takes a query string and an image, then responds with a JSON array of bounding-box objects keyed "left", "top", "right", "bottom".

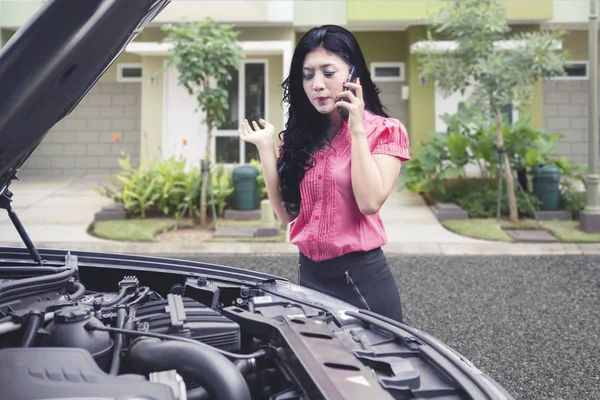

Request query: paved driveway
[{"left": 0, "top": 174, "right": 113, "bottom": 243}]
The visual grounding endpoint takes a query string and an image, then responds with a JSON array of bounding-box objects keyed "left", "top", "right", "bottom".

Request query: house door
[{"left": 162, "top": 62, "right": 205, "bottom": 170}]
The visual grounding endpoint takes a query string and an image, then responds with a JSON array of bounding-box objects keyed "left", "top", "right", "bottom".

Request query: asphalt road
[{"left": 176, "top": 254, "right": 600, "bottom": 400}]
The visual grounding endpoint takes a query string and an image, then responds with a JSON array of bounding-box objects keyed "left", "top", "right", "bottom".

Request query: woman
[{"left": 239, "top": 25, "right": 410, "bottom": 323}]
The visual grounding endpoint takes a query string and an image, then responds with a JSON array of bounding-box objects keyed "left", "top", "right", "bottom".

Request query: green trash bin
[
  {"left": 532, "top": 164, "right": 561, "bottom": 211},
  {"left": 232, "top": 165, "right": 260, "bottom": 210}
]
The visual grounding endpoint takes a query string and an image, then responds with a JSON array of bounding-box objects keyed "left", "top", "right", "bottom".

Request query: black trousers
[{"left": 298, "top": 247, "right": 403, "bottom": 323}]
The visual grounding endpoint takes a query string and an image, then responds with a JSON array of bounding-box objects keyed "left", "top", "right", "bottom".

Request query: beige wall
[
  {"left": 353, "top": 31, "right": 408, "bottom": 64},
  {"left": 237, "top": 27, "right": 295, "bottom": 42},
  {"left": 152, "top": 1, "right": 295, "bottom": 25},
  {"left": 0, "top": 0, "right": 45, "bottom": 29},
  {"left": 135, "top": 26, "right": 295, "bottom": 43},
  {"left": 562, "top": 30, "right": 590, "bottom": 60},
  {"left": 140, "top": 57, "right": 167, "bottom": 163},
  {"left": 559, "top": 30, "right": 599, "bottom": 79},
  {"left": 154, "top": 1, "right": 269, "bottom": 24},
  {"left": 551, "top": 0, "right": 600, "bottom": 23},
  {"left": 294, "top": 0, "right": 347, "bottom": 28},
  {"left": 0, "top": 28, "right": 15, "bottom": 47},
  {"left": 347, "top": 0, "right": 554, "bottom": 22},
  {"left": 99, "top": 53, "right": 142, "bottom": 83}
]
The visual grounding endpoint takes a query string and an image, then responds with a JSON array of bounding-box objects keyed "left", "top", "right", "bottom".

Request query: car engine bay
[{"left": 0, "top": 250, "right": 510, "bottom": 400}]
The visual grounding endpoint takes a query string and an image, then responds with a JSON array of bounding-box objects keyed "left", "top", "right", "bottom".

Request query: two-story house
[{"left": 0, "top": 0, "right": 596, "bottom": 176}]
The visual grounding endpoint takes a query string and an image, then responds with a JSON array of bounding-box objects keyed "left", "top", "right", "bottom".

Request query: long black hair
[{"left": 277, "top": 25, "right": 389, "bottom": 216}]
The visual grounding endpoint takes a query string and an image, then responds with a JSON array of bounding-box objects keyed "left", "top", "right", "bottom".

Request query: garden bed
[
  {"left": 90, "top": 216, "right": 286, "bottom": 243},
  {"left": 417, "top": 175, "right": 594, "bottom": 242}
]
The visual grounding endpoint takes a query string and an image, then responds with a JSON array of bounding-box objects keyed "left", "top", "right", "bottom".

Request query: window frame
[
  {"left": 370, "top": 62, "right": 405, "bottom": 82},
  {"left": 212, "top": 59, "right": 269, "bottom": 166},
  {"left": 117, "top": 63, "right": 143, "bottom": 83},
  {"left": 550, "top": 60, "right": 589, "bottom": 81}
]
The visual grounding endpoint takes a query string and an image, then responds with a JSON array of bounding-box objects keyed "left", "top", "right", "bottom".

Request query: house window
[
  {"left": 551, "top": 61, "right": 589, "bottom": 80},
  {"left": 214, "top": 60, "right": 267, "bottom": 164},
  {"left": 117, "top": 63, "right": 142, "bottom": 82},
  {"left": 370, "top": 62, "right": 405, "bottom": 82},
  {"left": 501, "top": 103, "right": 514, "bottom": 124}
]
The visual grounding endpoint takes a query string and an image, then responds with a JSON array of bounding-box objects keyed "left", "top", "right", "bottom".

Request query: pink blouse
[{"left": 287, "top": 110, "right": 410, "bottom": 261}]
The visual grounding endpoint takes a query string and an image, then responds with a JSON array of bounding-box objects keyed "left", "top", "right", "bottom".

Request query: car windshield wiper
[{"left": 0, "top": 174, "right": 43, "bottom": 265}]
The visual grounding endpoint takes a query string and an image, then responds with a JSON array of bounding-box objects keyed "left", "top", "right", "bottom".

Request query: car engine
[
  {"left": 0, "top": 251, "right": 515, "bottom": 400},
  {"left": 0, "top": 271, "right": 303, "bottom": 400}
]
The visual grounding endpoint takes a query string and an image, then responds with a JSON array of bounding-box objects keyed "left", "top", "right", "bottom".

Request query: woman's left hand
[{"left": 335, "top": 77, "right": 365, "bottom": 136}]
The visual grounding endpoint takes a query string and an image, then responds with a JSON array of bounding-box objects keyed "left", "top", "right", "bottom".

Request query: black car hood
[{"left": 0, "top": 0, "right": 171, "bottom": 194}]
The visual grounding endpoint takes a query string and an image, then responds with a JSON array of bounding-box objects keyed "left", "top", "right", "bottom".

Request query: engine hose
[
  {"left": 19, "top": 312, "right": 44, "bottom": 347},
  {"left": 234, "top": 358, "right": 257, "bottom": 376},
  {"left": 127, "top": 287, "right": 150, "bottom": 307},
  {"left": 186, "top": 387, "right": 209, "bottom": 400},
  {"left": 101, "top": 286, "right": 128, "bottom": 308},
  {"left": 69, "top": 282, "right": 86, "bottom": 300},
  {"left": 128, "top": 338, "right": 252, "bottom": 400},
  {"left": 85, "top": 322, "right": 270, "bottom": 361},
  {"left": 108, "top": 307, "right": 128, "bottom": 375},
  {"left": 186, "top": 358, "right": 257, "bottom": 400}
]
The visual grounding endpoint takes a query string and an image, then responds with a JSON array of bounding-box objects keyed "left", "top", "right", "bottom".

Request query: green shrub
[
  {"left": 249, "top": 159, "right": 268, "bottom": 202},
  {"left": 560, "top": 182, "right": 586, "bottom": 220},
  {"left": 98, "top": 153, "right": 273, "bottom": 219},
  {"left": 154, "top": 156, "right": 190, "bottom": 216},
  {"left": 97, "top": 154, "right": 204, "bottom": 219},
  {"left": 433, "top": 178, "right": 542, "bottom": 219},
  {"left": 400, "top": 104, "right": 587, "bottom": 204},
  {"left": 209, "top": 164, "right": 234, "bottom": 216},
  {"left": 97, "top": 155, "right": 163, "bottom": 218}
]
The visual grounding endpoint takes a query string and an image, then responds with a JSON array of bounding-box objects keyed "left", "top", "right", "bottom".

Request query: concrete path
[
  {"left": 379, "top": 186, "right": 486, "bottom": 244},
  {"left": 0, "top": 174, "right": 113, "bottom": 244},
  {"left": 0, "top": 174, "right": 598, "bottom": 255}
]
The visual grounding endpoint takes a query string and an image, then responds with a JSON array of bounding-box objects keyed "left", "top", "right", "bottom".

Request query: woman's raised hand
[{"left": 239, "top": 119, "right": 275, "bottom": 149}]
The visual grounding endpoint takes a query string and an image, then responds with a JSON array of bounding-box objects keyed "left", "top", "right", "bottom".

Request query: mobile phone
[{"left": 338, "top": 66, "right": 357, "bottom": 121}]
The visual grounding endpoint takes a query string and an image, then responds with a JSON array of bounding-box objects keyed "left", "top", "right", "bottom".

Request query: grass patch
[
  {"left": 443, "top": 219, "right": 513, "bottom": 242},
  {"left": 91, "top": 218, "right": 185, "bottom": 242},
  {"left": 442, "top": 218, "right": 600, "bottom": 243},
  {"left": 541, "top": 220, "right": 600, "bottom": 243},
  {"left": 91, "top": 217, "right": 286, "bottom": 243}
]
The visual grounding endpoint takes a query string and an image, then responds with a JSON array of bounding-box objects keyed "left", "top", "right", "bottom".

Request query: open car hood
[{"left": 0, "top": 0, "right": 171, "bottom": 194}]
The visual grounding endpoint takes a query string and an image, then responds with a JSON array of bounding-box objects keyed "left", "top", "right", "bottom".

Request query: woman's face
[{"left": 302, "top": 47, "right": 351, "bottom": 115}]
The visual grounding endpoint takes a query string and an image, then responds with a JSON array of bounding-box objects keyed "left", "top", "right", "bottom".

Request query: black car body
[{"left": 0, "top": 1, "right": 515, "bottom": 399}]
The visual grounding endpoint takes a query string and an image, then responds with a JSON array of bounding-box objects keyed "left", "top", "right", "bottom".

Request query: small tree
[
  {"left": 413, "top": 0, "right": 569, "bottom": 222},
  {"left": 162, "top": 18, "right": 243, "bottom": 226}
]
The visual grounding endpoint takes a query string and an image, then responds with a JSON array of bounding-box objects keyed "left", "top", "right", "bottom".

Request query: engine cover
[
  {"left": 0, "top": 347, "right": 176, "bottom": 400},
  {"left": 135, "top": 294, "right": 241, "bottom": 351}
]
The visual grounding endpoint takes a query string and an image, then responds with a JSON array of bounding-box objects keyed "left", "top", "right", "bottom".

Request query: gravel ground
[{"left": 177, "top": 253, "right": 600, "bottom": 400}]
